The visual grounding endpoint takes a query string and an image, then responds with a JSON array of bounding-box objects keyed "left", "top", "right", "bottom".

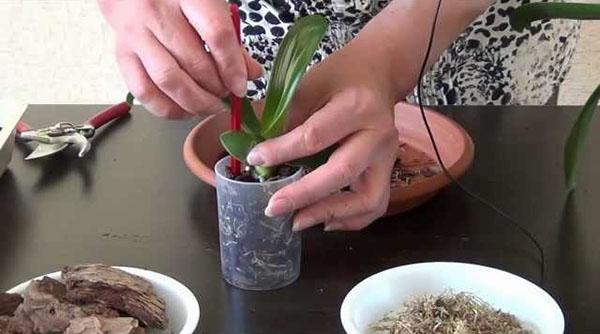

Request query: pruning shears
[{"left": 16, "top": 99, "right": 132, "bottom": 160}]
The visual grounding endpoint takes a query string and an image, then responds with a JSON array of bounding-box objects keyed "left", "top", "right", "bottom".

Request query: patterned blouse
[{"left": 235, "top": 0, "right": 580, "bottom": 105}]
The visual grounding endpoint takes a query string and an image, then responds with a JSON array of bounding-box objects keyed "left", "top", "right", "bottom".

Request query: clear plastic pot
[{"left": 215, "top": 156, "right": 302, "bottom": 290}]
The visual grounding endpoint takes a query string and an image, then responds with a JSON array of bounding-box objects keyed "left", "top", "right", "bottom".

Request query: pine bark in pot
[{"left": 215, "top": 156, "right": 302, "bottom": 290}]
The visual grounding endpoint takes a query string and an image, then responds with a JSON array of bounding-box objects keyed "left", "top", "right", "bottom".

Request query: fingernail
[
  {"left": 212, "top": 103, "right": 228, "bottom": 114},
  {"left": 293, "top": 218, "right": 315, "bottom": 232},
  {"left": 324, "top": 223, "right": 342, "bottom": 232},
  {"left": 265, "top": 198, "right": 293, "bottom": 217},
  {"left": 232, "top": 75, "right": 247, "bottom": 97},
  {"left": 247, "top": 149, "right": 264, "bottom": 166}
]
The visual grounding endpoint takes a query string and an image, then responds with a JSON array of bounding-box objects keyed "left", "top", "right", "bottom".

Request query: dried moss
[{"left": 370, "top": 291, "right": 535, "bottom": 334}]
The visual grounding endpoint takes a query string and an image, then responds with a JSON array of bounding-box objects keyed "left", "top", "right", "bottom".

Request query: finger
[
  {"left": 116, "top": 46, "right": 193, "bottom": 119},
  {"left": 247, "top": 96, "right": 361, "bottom": 166},
  {"left": 322, "top": 153, "right": 397, "bottom": 232},
  {"left": 323, "top": 213, "right": 377, "bottom": 232},
  {"left": 134, "top": 30, "right": 226, "bottom": 115},
  {"left": 292, "top": 160, "right": 393, "bottom": 231},
  {"left": 265, "top": 131, "right": 386, "bottom": 217},
  {"left": 181, "top": 0, "right": 248, "bottom": 97},
  {"left": 244, "top": 48, "right": 263, "bottom": 80},
  {"left": 148, "top": 6, "right": 227, "bottom": 96}
]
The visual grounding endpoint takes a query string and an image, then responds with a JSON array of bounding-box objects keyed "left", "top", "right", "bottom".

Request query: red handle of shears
[
  {"left": 86, "top": 101, "right": 131, "bottom": 129},
  {"left": 15, "top": 101, "right": 130, "bottom": 133},
  {"left": 15, "top": 121, "right": 30, "bottom": 134}
]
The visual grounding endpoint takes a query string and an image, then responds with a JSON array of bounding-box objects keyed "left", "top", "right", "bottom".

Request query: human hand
[
  {"left": 247, "top": 42, "right": 400, "bottom": 231},
  {"left": 98, "top": 0, "right": 262, "bottom": 119}
]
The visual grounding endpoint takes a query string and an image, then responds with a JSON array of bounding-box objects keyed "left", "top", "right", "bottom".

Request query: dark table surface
[{"left": 1, "top": 105, "right": 599, "bottom": 334}]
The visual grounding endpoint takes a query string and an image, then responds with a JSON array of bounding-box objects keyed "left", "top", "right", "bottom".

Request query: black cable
[{"left": 416, "top": 0, "right": 545, "bottom": 284}]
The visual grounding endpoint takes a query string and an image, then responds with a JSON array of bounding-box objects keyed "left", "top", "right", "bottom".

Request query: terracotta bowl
[{"left": 183, "top": 102, "right": 474, "bottom": 217}]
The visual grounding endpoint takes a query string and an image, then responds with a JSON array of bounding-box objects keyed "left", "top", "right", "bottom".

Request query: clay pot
[{"left": 183, "top": 102, "right": 474, "bottom": 217}]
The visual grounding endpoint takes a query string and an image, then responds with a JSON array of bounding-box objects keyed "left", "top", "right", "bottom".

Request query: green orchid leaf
[
  {"left": 260, "top": 15, "right": 328, "bottom": 138},
  {"left": 221, "top": 97, "right": 231, "bottom": 109},
  {"left": 289, "top": 145, "right": 336, "bottom": 169},
  {"left": 220, "top": 131, "right": 256, "bottom": 162},
  {"left": 126, "top": 92, "right": 135, "bottom": 106},
  {"left": 564, "top": 84, "right": 600, "bottom": 192},
  {"left": 510, "top": 3, "right": 600, "bottom": 32},
  {"left": 254, "top": 166, "right": 274, "bottom": 180},
  {"left": 241, "top": 97, "right": 262, "bottom": 138}
]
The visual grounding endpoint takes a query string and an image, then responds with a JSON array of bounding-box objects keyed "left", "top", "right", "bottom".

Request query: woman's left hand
[{"left": 246, "top": 41, "right": 400, "bottom": 232}]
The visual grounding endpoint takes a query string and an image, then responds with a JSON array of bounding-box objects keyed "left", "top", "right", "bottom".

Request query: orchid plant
[
  {"left": 220, "top": 15, "right": 328, "bottom": 180},
  {"left": 221, "top": 4, "right": 599, "bottom": 189},
  {"left": 511, "top": 2, "right": 600, "bottom": 192}
]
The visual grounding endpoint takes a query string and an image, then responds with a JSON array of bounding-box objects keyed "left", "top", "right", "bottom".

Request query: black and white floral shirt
[{"left": 234, "top": 0, "right": 580, "bottom": 105}]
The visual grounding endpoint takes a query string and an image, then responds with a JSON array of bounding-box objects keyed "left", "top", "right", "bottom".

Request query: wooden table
[{"left": 1, "top": 105, "right": 599, "bottom": 333}]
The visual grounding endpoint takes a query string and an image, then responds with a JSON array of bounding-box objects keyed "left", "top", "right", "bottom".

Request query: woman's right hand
[{"left": 98, "top": 0, "right": 262, "bottom": 119}]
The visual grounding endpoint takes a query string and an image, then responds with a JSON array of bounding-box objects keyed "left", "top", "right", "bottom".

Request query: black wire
[{"left": 416, "top": 0, "right": 545, "bottom": 284}]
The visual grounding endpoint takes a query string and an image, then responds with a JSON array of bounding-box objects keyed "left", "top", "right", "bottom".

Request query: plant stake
[{"left": 229, "top": 4, "right": 242, "bottom": 176}]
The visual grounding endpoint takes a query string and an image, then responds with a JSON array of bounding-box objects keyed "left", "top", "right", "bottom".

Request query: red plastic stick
[{"left": 229, "top": 3, "right": 242, "bottom": 176}]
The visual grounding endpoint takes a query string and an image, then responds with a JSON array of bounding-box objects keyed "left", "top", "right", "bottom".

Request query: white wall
[
  {"left": 1, "top": 0, "right": 598, "bottom": 105},
  {"left": 559, "top": 21, "right": 600, "bottom": 105},
  {"left": 0, "top": 0, "right": 125, "bottom": 104}
]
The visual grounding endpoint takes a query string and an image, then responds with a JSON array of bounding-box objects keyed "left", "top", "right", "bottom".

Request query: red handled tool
[
  {"left": 229, "top": 3, "right": 243, "bottom": 176},
  {"left": 16, "top": 99, "right": 131, "bottom": 160}
]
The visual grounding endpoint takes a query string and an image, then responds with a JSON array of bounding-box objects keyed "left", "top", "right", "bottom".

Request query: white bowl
[
  {"left": 340, "top": 262, "right": 564, "bottom": 334},
  {"left": 7, "top": 266, "right": 200, "bottom": 334}
]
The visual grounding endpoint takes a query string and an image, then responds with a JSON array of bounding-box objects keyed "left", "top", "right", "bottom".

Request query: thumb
[{"left": 243, "top": 48, "right": 263, "bottom": 80}]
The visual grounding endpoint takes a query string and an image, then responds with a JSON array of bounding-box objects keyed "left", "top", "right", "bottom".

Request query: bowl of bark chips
[
  {"left": 1, "top": 264, "right": 199, "bottom": 334},
  {"left": 340, "top": 262, "right": 564, "bottom": 334}
]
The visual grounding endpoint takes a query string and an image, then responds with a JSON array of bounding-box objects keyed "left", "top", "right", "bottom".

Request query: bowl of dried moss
[{"left": 340, "top": 262, "right": 563, "bottom": 334}]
